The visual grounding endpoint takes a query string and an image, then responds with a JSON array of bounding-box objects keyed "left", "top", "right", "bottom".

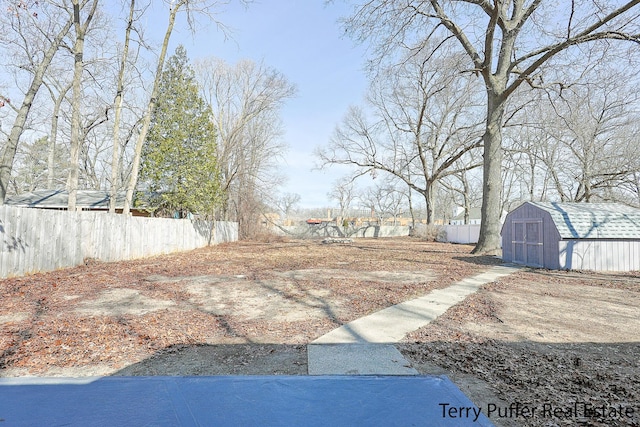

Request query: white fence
[
  {"left": 274, "top": 223, "right": 483, "bottom": 243},
  {"left": 442, "top": 224, "right": 481, "bottom": 244},
  {"left": 0, "top": 205, "right": 237, "bottom": 279},
  {"left": 273, "top": 224, "right": 411, "bottom": 238}
]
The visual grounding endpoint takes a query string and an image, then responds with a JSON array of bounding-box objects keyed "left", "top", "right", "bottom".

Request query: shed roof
[
  {"left": 526, "top": 202, "right": 640, "bottom": 239},
  {"left": 5, "top": 190, "right": 128, "bottom": 209}
]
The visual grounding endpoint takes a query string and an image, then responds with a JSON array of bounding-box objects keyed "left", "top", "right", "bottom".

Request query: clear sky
[{"left": 150, "top": 1, "right": 370, "bottom": 208}]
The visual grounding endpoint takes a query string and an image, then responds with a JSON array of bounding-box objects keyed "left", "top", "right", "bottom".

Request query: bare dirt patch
[
  {"left": 400, "top": 269, "right": 640, "bottom": 427},
  {"left": 0, "top": 238, "right": 488, "bottom": 376},
  {"left": 271, "top": 269, "right": 437, "bottom": 284},
  {"left": 3, "top": 238, "right": 637, "bottom": 427},
  {"left": 463, "top": 279, "right": 639, "bottom": 343},
  {"left": 75, "top": 288, "right": 176, "bottom": 316}
]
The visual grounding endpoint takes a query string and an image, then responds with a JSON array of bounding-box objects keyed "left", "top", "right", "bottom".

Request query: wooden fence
[{"left": 0, "top": 205, "right": 237, "bottom": 279}]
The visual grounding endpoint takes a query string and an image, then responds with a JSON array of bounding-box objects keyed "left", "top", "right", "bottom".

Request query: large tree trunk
[
  {"left": 424, "top": 183, "right": 435, "bottom": 225},
  {"left": 47, "top": 83, "right": 71, "bottom": 188},
  {"left": 0, "top": 17, "right": 73, "bottom": 203},
  {"left": 473, "top": 90, "right": 505, "bottom": 255},
  {"left": 67, "top": 0, "right": 98, "bottom": 211},
  {"left": 109, "top": 0, "right": 135, "bottom": 213},
  {"left": 67, "top": 3, "right": 84, "bottom": 211},
  {"left": 123, "top": 2, "right": 182, "bottom": 215},
  {"left": 462, "top": 175, "right": 471, "bottom": 225},
  {"left": 407, "top": 187, "right": 415, "bottom": 229}
]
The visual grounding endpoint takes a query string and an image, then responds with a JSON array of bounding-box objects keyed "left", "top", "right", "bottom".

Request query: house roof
[
  {"left": 526, "top": 201, "right": 640, "bottom": 239},
  {"left": 452, "top": 207, "right": 481, "bottom": 221},
  {"left": 5, "top": 190, "right": 130, "bottom": 210}
]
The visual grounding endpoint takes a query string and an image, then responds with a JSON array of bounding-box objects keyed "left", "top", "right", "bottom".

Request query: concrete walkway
[{"left": 308, "top": 264, "right": 520, "bottom": 375}]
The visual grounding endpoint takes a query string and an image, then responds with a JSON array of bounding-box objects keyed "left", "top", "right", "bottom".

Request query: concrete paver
[{"left": 308, "top": 264, "right": 520, "bottom": 375}]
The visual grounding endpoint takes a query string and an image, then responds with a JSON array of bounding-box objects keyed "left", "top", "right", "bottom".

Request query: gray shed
[{"left": 501, "top": 202, "right": 640, "bottom": 271}]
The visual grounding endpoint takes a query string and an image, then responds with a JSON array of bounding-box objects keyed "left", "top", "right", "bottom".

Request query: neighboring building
[
  {"left": 450, "top": 207, "right": 482, "bottom": 225},
  {"left": 450, "top": 207, "right": 507, "bottom": 225},
  {"left": 4, "top": 190, "right": 149, "bottom": 216},
  {"left": 501, "top": 201, "right": 640, "bottom": 271}
]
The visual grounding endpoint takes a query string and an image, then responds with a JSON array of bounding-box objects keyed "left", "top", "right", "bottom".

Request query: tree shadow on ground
[
  {"left": 453, "top": 255, "right": 505, "bottom": 267},
  {"left": 351, "top": 241, "right": 477, "bottom": 255},
  {"left": 399, "top": 340, "right": 640, "bottom": 427},
  {"left": 523, "top": 267, "right": 640, "bottom": 282},
  {"left": 112, "top": 343, "right": 308, "bottom": 376}
]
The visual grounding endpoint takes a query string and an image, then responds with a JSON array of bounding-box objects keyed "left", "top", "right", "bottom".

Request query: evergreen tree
[{"left": 139, "top": 45, "right": 222, "bottom": 218}]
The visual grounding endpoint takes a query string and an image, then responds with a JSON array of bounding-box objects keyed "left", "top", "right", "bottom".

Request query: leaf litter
[{"left": 2, "top": 237, "right": 638, "bottom": 427}]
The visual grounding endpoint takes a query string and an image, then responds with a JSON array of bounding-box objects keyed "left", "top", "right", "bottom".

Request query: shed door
[{"left": 512, "top": 220, "right": 543, "bottom": 267}]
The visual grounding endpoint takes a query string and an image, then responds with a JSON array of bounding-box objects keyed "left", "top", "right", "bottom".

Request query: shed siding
[
  {"left": 558, "top": 240, "right": 640, "bottom": 271},
  {"left": 501, "top": 220, "right": 512, "bottom": 263},
  {"left": 501, "top": 203, "right": 560, "bottom": 268},
  {"left": 504, "top": 202, "right": 640, "bottom": 271},
  {"left": 542, "top": 213, "right": 560, "bottom": 269}
]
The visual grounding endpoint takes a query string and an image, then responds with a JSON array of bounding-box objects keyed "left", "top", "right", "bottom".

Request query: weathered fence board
[{"left": 0, "top": 205, "right": 238, "bottom": 278}]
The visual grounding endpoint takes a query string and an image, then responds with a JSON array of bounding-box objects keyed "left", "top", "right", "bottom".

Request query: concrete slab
[
  {"left": 312, "top": 264, "right": 520, "bottom": 345},
  {"left": 308, "top": 265, "right": 520, "bottom": 377},
  {"left": 307, "top": 344, "right": 419, "bottom": 375}
]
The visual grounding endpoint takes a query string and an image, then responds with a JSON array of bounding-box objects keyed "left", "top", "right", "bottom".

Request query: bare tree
[
  {"left": 109, "top": 0, "right": 137, "bottom": 212},
  {"left": 328, "top": 177, "right": 355, "bottom": 222},
  {"left": 500, "top": 63, "right": 640, "bottom": 205},
  {"left": 542, "top": 80, "right": 639, "bottom": 202},
  {"left": 10, "top": 136, "right": 68, "bottom": 193},
  {"left": 276, "top": 192, "right": 301, "bottom": 220},
  {"left": 619, "top": 172, "right": 640, "bottom": 207},
  {"left": 43, "top": 80, "right": 72, "bottom": 189},
  {"left": 317, "top": 47, "right": 483, "bottom": 224},
  {"left": 342, "top": 0, "right": 640, "bottom": 254},
  {"left": 359, "top": 181, "right": 406, "bottom": 225},
  {"left": 122, "top": 0, "right": 182, "bottom": 214},
  {"left": 67, "top": 0, "right": 100, "bottom": 210},
  {"left": 441, "top": 159, "right": 483, "bottom": 225},
  {"left": 196, "top": 57, "right": 296, "bottom": 236},
  {"left": 0, "top": 1, "right": 74, "bottom": 203}
]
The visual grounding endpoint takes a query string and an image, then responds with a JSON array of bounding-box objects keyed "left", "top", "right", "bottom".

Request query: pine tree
[{"left": 139, "top": 45, "right": 222, "bottom": 218}]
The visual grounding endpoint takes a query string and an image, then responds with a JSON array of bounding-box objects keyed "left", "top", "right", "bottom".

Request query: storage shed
[{"left": 501, "top": 202, "right": 640, "bottom": 271}]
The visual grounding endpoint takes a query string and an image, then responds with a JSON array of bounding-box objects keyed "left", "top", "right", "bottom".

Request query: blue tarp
[{"left": 0, "top": 375, "right": 494, "bottom": 426}]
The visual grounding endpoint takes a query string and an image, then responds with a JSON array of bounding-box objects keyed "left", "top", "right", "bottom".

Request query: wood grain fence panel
[{"left": 0, "top": 206, "right": 237, "bottom": 278}]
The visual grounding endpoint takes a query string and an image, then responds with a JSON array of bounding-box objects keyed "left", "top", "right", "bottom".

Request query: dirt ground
[
  {"left": 1, "top": 237, "right": 638, "bottom": 426},
  {"left": 0, "top": 238, "right": 494, "bottom": 377},
  {"left": 400, "top": 269, "right": 640, "bottom": 427}
]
